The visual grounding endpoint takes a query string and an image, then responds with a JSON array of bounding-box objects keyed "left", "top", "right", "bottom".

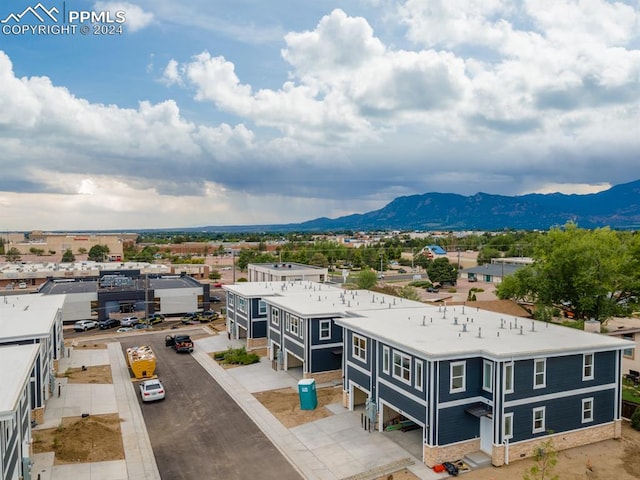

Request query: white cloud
[
  {"left": 94, "top": 2, "right": 154, "bottom": 32},
  {"left": 1, "top": 2, "right": 640, "bottom": 230}
]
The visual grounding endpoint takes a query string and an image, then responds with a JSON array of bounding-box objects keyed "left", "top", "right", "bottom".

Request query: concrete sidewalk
[
  {"left": 193, "top": 334, "right": 445, "bottom": 480},
  {"left": 32, "top": 344, "right": 160, "bottom": 480}
]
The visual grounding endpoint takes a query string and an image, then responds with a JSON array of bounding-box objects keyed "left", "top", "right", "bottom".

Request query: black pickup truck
[{"left": 165, "top": 334, "right": 194, "bottom": 353}]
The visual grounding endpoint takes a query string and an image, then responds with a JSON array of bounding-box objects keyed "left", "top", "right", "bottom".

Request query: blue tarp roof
[{"left": 428, "top": 245, "right": 447, "bottom": 255}]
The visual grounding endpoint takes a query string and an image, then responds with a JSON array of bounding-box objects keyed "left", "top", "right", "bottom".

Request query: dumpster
[{"left": 298, "top": 379, "right": 318, "bottom": 410}]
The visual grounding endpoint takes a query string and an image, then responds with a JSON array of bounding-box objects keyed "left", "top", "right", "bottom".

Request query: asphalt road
[{"left": 120, "top": 331, "right": 302, "bottom": 480}]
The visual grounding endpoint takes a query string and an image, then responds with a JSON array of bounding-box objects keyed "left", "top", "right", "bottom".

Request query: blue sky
[{"left": 0, "top": 0, "right": 639, "bottom": 230}]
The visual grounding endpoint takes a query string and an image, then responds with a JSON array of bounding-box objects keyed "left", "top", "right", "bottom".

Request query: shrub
[
  {"left": 221, "top": 346, "right": 260, "bottom": 365},
  {"left": 631, "top": 407, "right": 640, "bottom": 431}
]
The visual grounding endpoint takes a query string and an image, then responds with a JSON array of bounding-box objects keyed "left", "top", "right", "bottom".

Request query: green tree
[
  {"left": 29, "top": 247, "right": 45, "bottom": 255},
  {"left": 497, "top": 223, "right": 637, "bottom": 322},
  {"left": 522, "top": 438, "right": 559, "bottom": 480},
  {"left": 61, "top": 249, "right": 76, "bottom": 262},
  {"left": 426, "top": 257, "right": 458, "bottom": 284},
  {"left": 309, "top": 252, "right": 329, "bottom": 268},
  {"left": 5, "top": 247, "right": 21, "bottom": 262},
  {"left": 397, "top": 285, "right": 421, "bottom": 301},
  {"left": 88, "top": 244, "right": 110, "bottom": 262},
  {"left": 78, "top": 247, "right": 87, "bottom": 255},
  {"left": 477, "top": 246, "right": 501, "bottom": 265},
  {"left": 357, "top": 270, "right": 378, "bottom": 289},
  {"left": 208, "top": 270, "right": 222, "bottom": 280}
]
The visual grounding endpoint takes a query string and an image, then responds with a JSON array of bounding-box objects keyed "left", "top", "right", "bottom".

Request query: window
[
  {"left": 503, "top": 412, "right": 514, "bottom": 440},
  {"left": 228, "top": 294, "right": 234, "bottom": 307},
  {"left": 623, "top": 334, "right": 634, "bottom": 358},
  {"left": 285, "top": 313, "right": 290, "bottom": 332},
  {"left": 290, "top": 315, "right": 300, "bottom": 336},
  {"left": 271, "top": 308, "right": 279, "bottom": 326},
  {"left": 415, "top": 360, "right": 423, "bottom": 391},
  {"left": 504, "top": 362, "right": 514, "bottom": 394},
  {"left": 450, "top": 361, "right": 466, "bottom": 393},
  {"left": 583, "top": 353, "right": 594, "bottom": 380},
  {"left": 483, "top": 360, "right": 493, "bottom": 392},
  {"left": 534, "top": 359, "right": 546, "bottom": 389},
  {"left": 238, "top": 297, "right": 246, "bottom": 314},
  {"left": 319, "top": 320, "right": 331, "bottom": 340},
  {"left": 352, "top": 334, "right": 367, "bottom": 362},
  {"left": 258, "top": 300, "right": 267, "bottom": 315},
  {"left": 393, "top": 351, "right": 411, "bottom": 383},
  {"left": 582, "top": 398, "right": 594, "bottom": 423},
  {"left": 382, "top": 346, "right": 390, "bottom": 374},
  {"left": 532, "top": 407, "right": 546, "bottom": 433}
]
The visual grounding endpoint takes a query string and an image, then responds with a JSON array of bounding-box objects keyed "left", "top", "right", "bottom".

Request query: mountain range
[{"left": 192, "top": 179, "right": 640, "bottom": 233}]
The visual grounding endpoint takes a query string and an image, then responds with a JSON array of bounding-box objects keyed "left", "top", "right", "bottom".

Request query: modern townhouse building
[
  {"left": 0, "top": 294, "right": 65, "bottom": 424},
  {"left": 335, "top": 304, "right": 633, "bottom": 468},
  {"left": 0, "top": 344, "right": 40, "bottom": 480}
]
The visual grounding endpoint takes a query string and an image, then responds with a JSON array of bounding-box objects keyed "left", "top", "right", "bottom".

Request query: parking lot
[{"left": 120, "top": 331, "right": 302, "bottom": 480}]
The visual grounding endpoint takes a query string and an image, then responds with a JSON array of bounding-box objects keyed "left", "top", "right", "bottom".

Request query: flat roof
[
  {"left": 0, "top": 344, "right": 40, "bottom": 417},
  {"left": 39, "top": 276, "right": 201, "bottom": 295},
  {"left": 335, "top": 304, "right": 634, "bottom": 360},
  {"left": 250, "top": 263, "right": 327, "bottom": 272},
  {"left": 0, "top": 294, "right": 65, "bottom": 341},
  {"left": 265, "top": 287, "right": 426, "bottom": 318}
]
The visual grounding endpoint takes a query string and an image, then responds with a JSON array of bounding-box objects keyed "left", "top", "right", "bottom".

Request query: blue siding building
[{"left": 336, "top": 304, "right": 633, "bottom": 468}]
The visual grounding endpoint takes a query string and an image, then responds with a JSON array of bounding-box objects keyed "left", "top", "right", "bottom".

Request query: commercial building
[{"left": 247, "top": 263, "right": 328, "bottom": 283}]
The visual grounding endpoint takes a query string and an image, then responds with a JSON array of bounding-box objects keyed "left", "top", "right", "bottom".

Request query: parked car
[
  {"left": 74, "top": 320, "right": 98, "bottom": 332},
  {"left": 198, "top": 310, "right": 219, "bottom": 322},
  {"left": 426, "top": 286, "right": 440, "bottom": 293},
  {"left": 210, "top": 295, "right": 222, "bottom": 303},
  {"left": 120, "top": 316, "right": 139, "bottom": 327},
  {"left": 181, "top": 312, "right": 200, "bottom": 324},
  {"left": 139, "top": 378, "right": 166, "bottom": 402},
  {"left": 18, "top": 282, "right": 27, "bottom": 289},
  {"left": 116, "top": 327, "right": 133, "bottom": 333},
  {"left": 134, "top": 323, "right": 152, "bottom": 330},
  {"left": 147, "top": 313, "right": 165, "bottom": 325},
  {"left": 398, "top": 268, "right": 407, "bottom": 274},
  {"left": 468, "top": 277, "right": 478, "bottom": 283},
  {"left": 98, "top": 318, "right": 120, "bottom": 330},
  {"left": 212, "top": 282, "right": 223, "bottom": 288},
  {"left": 165, "top": 334, "right": 194, "bottom": 353}
]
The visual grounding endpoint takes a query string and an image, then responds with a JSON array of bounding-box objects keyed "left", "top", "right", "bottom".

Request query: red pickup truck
[{"left": 165, "top": 334, "right": 194, "bottom": 353}]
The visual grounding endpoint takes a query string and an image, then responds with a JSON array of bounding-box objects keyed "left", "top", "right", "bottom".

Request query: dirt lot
[
  {"left": 461, "top": 421, "right": 640, "bottom": 480},
  {"left": 253, "top": 385, "right": 344, "bottom": 428},
  {"left": 32, "top": 413, "right": 124, "bottom": 464},
  {"left": 59, "top": 365, "right": 113, "bottom": 384}
]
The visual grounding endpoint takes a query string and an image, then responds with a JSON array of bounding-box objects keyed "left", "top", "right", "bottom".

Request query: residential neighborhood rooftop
[
  {"left": 336, "top": 304, "right": 635, "bottom": 360},
  {"left": 0, "top": 344, "right": 40, "bottom": 418},
  {"left": 0, "top": 294, "right": 65, "bottom": 340}
]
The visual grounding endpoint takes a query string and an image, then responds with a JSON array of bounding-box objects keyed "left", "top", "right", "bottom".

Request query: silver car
[
  {"left": 73, "top": 320, "right": 98, "bottom": 331},
  {"left": 120, "top": 316, "right": 139, "bottom": 327},
  {"left": 139, "top": 379, "right": 166, "bottom": 402}
]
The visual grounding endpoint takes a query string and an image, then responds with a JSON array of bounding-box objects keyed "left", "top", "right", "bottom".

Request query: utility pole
[{"left": 232, "top": 250, "right": 236, "bottom": 283}]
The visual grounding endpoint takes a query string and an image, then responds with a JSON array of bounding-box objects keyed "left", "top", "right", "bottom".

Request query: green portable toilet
[{"left": 298, "top": 379, "right": 318, "bottom": 410}]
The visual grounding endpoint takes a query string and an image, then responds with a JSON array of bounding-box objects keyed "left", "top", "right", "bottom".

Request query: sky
[{"left": 0, "top": 0, "right": 639, "bottom": 231}]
